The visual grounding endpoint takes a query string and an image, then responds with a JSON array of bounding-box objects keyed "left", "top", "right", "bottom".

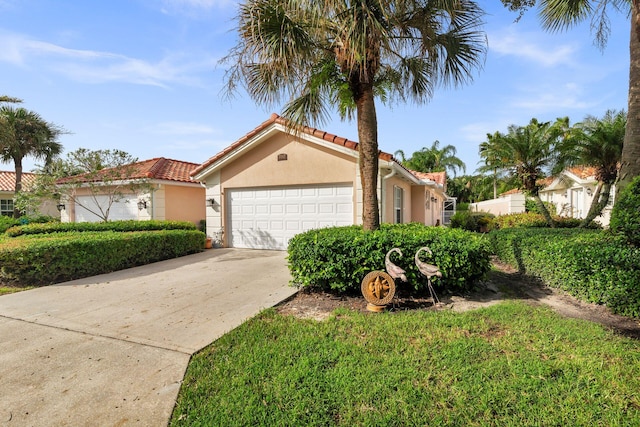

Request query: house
[
  {"left": 0, "top": 170, "right": 58, "bottom": 217},
  {"left": 469, "top": 188, "right": 526, "bottom": 216},
  {"left": 191, "top": 114, "right": 449, "bottom": 250},
  {"left": 58, "top": 158, "right": 205, "bottom": 225},
  {"left": 539, "top": 166, "right": 614, "bottom": 226}
]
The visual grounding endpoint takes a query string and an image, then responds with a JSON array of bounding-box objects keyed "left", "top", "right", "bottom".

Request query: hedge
[
  {"left": 5, "top": 219, "right": 196, "bottom": 237},
  {"left": 287, "top": 223, "right": 491, "bottom": 294},
  {"left": 488, "top": 212, "right": 586, "bottom": 230},
  {"left": 490, "top": 228, "right": 640, "bottom": 318},
  {"left": 610, "top": 175, "right": 640, "bottom": 246},
  {"left": 0, "top": 229, "right": 205, "bottom": 285}
]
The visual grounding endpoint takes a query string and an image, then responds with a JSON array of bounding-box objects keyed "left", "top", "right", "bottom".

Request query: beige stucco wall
[
  {"left": 381, "top": 175, "right": 412, "bottom": 224},
  {"left": 164, "top": 184, "right": 205, "bottom": 225},
  {"left": 221, "top": 133, "right": 357, "bottom": 188},
  {"left": 470, "top": 193, "right": 526, "bottom": 217}
]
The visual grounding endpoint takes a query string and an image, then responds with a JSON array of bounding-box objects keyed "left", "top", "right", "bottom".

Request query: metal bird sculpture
[
  {"left": 385, "top": 248, "right": 407, "bottom": 282},
  {"left": 415, "top": 246, "right": 442, "bottom": 305}
]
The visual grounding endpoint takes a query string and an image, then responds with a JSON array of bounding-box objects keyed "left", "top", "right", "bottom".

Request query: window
[
  {"left": 0, "top": 199, "right": 14, "bottom": 216},
  {"left": 394, "top": 186, "right": 404, "bottom": 224}
]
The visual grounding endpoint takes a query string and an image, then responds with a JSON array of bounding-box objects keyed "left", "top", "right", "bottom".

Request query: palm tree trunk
[
  {"left": 618, "top": 9, "right": 640, "bottom": 199},
  {"left": 355, "top": 83, "right": 380, "bottom": 231},
  {"left": 580, "top": 181, "right": 611, "bottom": 228},
  {"left": 13, "top": 156, "right": 22, "bottom": 218},
  {"left": 533, "top": 194, "right": 556, "bottom": 228}
]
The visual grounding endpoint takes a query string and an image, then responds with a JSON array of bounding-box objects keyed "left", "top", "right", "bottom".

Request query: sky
[{"left": 0, "top": 0, "right": 631, "bottom": 176}]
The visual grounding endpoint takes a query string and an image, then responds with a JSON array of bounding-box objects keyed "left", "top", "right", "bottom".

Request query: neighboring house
[
  {"left": 539, "top": 166, "right": 614, "bottom": 226},
  {"left": 0, "top": 170, "right": 58, "bottom": 217},
  {"left": 58, "top": 158, "right": 205, "bottom": 225},
  {"left": 191, "top": 114, "right": 449, "bottom": 250}
]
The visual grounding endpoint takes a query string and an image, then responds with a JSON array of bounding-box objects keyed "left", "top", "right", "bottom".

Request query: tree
[
  {"left": 561, "top": 110, "right": 625, "bottom": 227},
  {"left": 400, "top": 140, "right": 467, "bottom": 176},
  {"left": 477, "top": 133, "right": 513, "bottom": 199},
  {"left": 500, "top": 0, "right": 637, "bottom": 201},
  {"left": 0, "top": 106, "right": 64, "bottom": 217},
  {"left": 53, "top": 149, "right": 153, "bottom": 222},
  {"left": 223, "top": 0, "right": 486, "bottom": 230},
  {"left": 481, "top": 118, "right": 565, "bottom": 226}
]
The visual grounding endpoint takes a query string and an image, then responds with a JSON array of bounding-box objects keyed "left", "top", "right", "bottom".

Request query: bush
[
  {"left": 525, "top": 199, "right": 556, "bottom": 215},
  {"left": 490, "top": 228, "right": 640, "bottom": 317},
  {"left": 287, "top": 223, "right": 491, "bottom": 294},
  {"left": 489, "top": 212, "right": 584, "bottom": 230},
  {"left": 0, "top": 216, "right": 20, "bottom": 233},
  {"left": 450, "top": 211, "right": 494, "bottom": 232},
  {"left": 0, "top": 229, "right": 205, "bottom": 285},
  {"left": 610, "top": 175, "right": 640, "bottom": 246},
  {"left": 5, "top": 219, "right": 196, "bottom": 237}
]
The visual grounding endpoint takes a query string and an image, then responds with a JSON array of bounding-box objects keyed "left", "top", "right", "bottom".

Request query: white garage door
[
  {"left": 228, "top": 185, "right": 353, "bottom": 250},
  {"left": 75, "top": 195, "right": 138, "bottom": 222}
]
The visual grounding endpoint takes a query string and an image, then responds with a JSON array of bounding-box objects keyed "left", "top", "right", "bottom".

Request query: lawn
[{"left": 171, "top": 301, "right": 640, "bottom": 426}]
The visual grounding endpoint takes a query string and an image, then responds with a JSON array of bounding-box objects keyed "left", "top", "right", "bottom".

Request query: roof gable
[
  {"left": 0, "top": 171, "right": 38, "bottom": 192},
  {"left": 191, "top": 113, "right": 394, "bottom": 179}
]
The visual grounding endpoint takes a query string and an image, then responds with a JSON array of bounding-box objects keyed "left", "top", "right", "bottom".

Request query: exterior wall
[
  {"left": 470, "top": 193, "right": 526, "bottom": 216},
  {"left": 410, "top": 186, "right": 426, "bottom": 224},
  {"left": 381, "top": 175, "right": 412, "bottom": 224},
  {"left": 164, "top": 184, "right": 205, "bottom": 225}
]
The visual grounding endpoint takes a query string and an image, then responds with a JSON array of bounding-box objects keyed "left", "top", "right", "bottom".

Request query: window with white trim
[
  {"left": 394, "top": 186, "right": 404, "bottom": 224},
  {"left": 1, "top": 199, "right": 14, "bottom": 216}
]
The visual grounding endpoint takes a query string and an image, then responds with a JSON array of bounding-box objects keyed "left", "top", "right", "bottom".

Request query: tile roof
[
  {"left": 567, "top": 166, "right": 598, "bottom": 179},
  {"left": 192, "top": 113, "right": 394, "bottom": 177},
  {"left": 57, "top": 158, "right": 201, "bottom": 185},
  {"left": 499, "top": 188, "right": 522, "bottom": 196},
  {"left": 409, "top": 170, "right": 447, "bottom": 186},
  {"left": 0, "top": 170, "right": 38, "bottom": 192}
]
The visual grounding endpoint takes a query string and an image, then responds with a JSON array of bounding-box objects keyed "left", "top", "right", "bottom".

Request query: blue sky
[{"left": 0, "top": 0, "right": 630, "bottom": 176}]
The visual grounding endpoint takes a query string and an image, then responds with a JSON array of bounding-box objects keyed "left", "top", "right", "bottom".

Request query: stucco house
[
  {"left": 0, "top": 170, "right": 58, "bottom": 217},
  {"left": 58, "top": 158, "right": 205, "bottom": 225},
  {"left": 191, "top": 114, "right": 450, "bottom": 250},
  {"left": 539, "top": 166, "right": 614, "bottom": 226}
]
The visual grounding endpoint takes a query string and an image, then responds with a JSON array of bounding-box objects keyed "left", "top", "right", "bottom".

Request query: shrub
[
  {"left": 0, "top": 229, "right": 205, "bottom": 285},
  {"left": 287, "top": 223, "right": 491, "bottom": 294},
  {"left": 6, "top": 219, "right": 196, "bottom": 237},
  {"left": 0, "top": 216, "right": 20, "bottom": 233},
  {"left": 450, "top": 211, "right": 494, "bottom": 232},
  {"left": 490, "top": 228, "right": 640, "bottom": 317},
  {"left": 525, "top": 199, "right": 556, "bottom": 215},
  {"left": 489, "top": 212, "right": 583, "bottom": 230},
  {"left": 610, "top": 175, "right": 640, "bottom": 246}
]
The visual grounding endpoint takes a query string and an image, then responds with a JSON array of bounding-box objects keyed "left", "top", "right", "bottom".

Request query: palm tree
[
  {"left": 0, "top": 106, "right": 64, "bottom": 217},
  {"left": 561, "top": 110, "right": 625, "bottom": 227},
  {"left": 484, "top": 118, "right": 564, "bottom": 226},
  {"left": 0, "top": 96, "right": 22, "bottom": 104},
  {"left": 501, "top": 0, "right": 636, "bottom": 200},
  {"left": 478, "top": 132, "right": 512, "bottom": 199},
  {"left": 403, "top": 140, "right": 467, "bottom": 177},
  {"left": 223, "top": 0, "right": 486, "bottom": 231}
]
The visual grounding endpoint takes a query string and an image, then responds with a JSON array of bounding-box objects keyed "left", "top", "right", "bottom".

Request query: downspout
[{"left": 381, "top": 167, "right": 397, "bottom": 224}]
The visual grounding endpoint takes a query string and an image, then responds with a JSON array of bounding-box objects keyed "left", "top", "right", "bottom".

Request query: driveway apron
[{"left": 0, "top": 249, "right": 297, "bottom": 427}]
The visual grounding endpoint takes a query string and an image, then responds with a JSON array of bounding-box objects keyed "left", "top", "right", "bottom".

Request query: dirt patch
[{"left": 277, "top": 259, "right": 640, "bottom": 339}]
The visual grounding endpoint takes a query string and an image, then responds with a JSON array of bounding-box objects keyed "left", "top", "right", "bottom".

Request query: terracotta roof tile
[
  {"left": 57, "top": 158, "right": 201, "bottom": 185},
  {"left": 408, "top": 170, "right": 447, "bottom": 186},
  {"left": 191, "top": 113, "right": 396, "bottom": 177},
  {"left": 0, "top": 171, "right": 37, "bottom": 192},
  {"left": 567, "top": 166, "right": 597, "bottom": 179},
  {"left": 499, "top": 188, "right": 522, "bottom": 196}
]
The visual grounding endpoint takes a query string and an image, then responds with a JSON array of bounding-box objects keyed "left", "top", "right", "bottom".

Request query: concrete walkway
[{"left": 0, "top": 249, "right": 298, "bottom": 427}]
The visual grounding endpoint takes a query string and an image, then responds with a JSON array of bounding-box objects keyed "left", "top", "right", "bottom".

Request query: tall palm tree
[
  {"left": 0, "top": 106, "right": 64, "bottom": 217},
  {"left": 478, "top": 132, "right": 512, "bottom": 199},
  {"left": 502, "top": 0, "right": 636, "bottom": 200},
  {"left": 223, "top": 0, "right": 486, "bottom": 230},
  {"left": 561, "top": 109, "right": 625, "bottom": 227},
  {"left": 403, "top": 140, "right": 467, "bottom": 176},
  {"left": 485, "top": 118, "right": 564, "bottom": 226}
]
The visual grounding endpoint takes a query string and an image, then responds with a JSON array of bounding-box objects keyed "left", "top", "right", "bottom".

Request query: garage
[
  {"left": 74, "top": 195, "right": 139, "bottom": 222},
  {"left": 227, "top": 185, "right": 353, "bottom": 250}
]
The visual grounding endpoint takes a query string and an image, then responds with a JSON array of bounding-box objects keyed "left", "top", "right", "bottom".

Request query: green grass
[{"left": 171, "top": 301, "right": 640, "bottom": 426}]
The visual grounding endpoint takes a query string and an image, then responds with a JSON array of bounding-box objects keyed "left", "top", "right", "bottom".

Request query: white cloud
[
  {"left": 489, "top": 28, "right": 578, "bottom": 67},
  {"left": 0, "top": 30, "right": 217, "bottom": 87},
  {"left": 159, "top": 0, "right": 236, "bottom": 15},
  {"left": 511, "top": 83, "right": 594, "bottom": 112}
]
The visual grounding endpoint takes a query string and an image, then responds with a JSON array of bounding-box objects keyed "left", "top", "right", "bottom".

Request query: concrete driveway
[{"left": 0, "top": 249, "right": 297, "bottom": 427}]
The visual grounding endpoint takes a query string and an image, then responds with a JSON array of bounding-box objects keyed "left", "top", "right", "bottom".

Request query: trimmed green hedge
[
  {"left": 5, "top": 219, "right": 196, "bottom": 237},
  {"left": 489, "top": 212, "right": 584, "bottom": 230},
  {"left": 287, "top": 223, "right": 491, "bottom": 293},
  {"left": 610, "top": 175, "right": 640, "bottom": 246},
  {"left": 490, "top": 228, "right": 640, "bottom": 318},
  {"left": 0, "top": 230, "right": 205, "bottom": 285}
]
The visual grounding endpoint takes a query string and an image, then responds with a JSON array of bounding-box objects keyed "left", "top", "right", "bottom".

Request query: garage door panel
[
  {"left": 75, "top": 195, "right": 137, "bottom": 222},
  {"left": 228, "top": 185, "right": 353, "bottom": 250}
]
